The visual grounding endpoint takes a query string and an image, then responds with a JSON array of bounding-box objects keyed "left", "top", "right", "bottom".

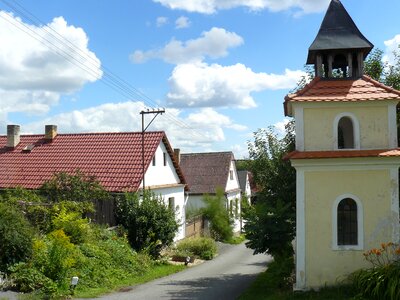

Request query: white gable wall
[
  {"left": 141, "top": 140, "right": 186, "bottom": 240},
  {"left": 144, "top": 141, "right": 180, "bottom": 187},
  {"left": 225, "top": 160, "right": 240, "bottom": 192},
  {"left": 152, "top": 185, "right": 186, "bottom": 241}
]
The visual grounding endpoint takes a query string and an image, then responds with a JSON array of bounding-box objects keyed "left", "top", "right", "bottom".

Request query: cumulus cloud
[
  {"left": 166, "top": 62, "right": 305, "bottom": 108},
  {"left": 153, "top": 0, "right": 329, "bottom": 14},
  {"left": 0, "top": 11, "right": 102, "bottom": 123},
  {"left": 274, "top": 118, "right": 291, "bottom": 137},
  {"left": 156, "top": 16, "right": 169, "bottom": 27},
  {"left": 175, "top": 16, "right": 190, "bottom": 29},
  {"left": 383, "top": 34, "right": 400, "bottom": 66},
  {"left": 23, "top": 102, "right": 246, "bottom": 152},
  {"left": 130, "top": 27, "right": 243, "bottom": 64}
]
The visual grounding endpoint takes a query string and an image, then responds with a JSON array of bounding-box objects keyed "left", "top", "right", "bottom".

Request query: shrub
[
  {"left": 33, "top": 230, "right": 77, "bottom": 284},
  {"left": 40, "top": 170, "right": 109, "bottom": 203},
  {"left": 201, "top": 188, "right": 233, "bottom": 242},
  {"left": 0, "top": 202, "right": 34, "bottom": 272},
  {"left": 115, "top": 191, "right": 179, "bottom": 258},
  {"left": 8, "top": 262, "right": 56, "bottom": 295},
  {"left": 351, "top": 242, "right": 400, "bottom": 300},
  {"left": 51, "top": 203, "right": 92, "bottom": 244},
  {"left": 176, "top": 237, "right": 217, "bottom": 260}
]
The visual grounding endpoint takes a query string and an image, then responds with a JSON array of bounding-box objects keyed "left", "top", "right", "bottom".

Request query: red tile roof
[
  {"left": 180, "top": 152, "right": 235, "bottom": 194},
  {"left": 284, "top": 75, "right": 400, "bottom": 116},
  {"left": 285, "top": 149, "right": 400, "bottom": 160},
  {"left": 0, "top": 131, "right": 186, "bottom": 192}
]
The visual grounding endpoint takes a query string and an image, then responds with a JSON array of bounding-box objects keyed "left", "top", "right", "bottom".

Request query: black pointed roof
[{"left": 306, "top": 0, "right": 373, "bottom": 64}]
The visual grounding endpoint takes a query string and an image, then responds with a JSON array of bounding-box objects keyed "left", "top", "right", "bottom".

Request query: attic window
[
  {"left": 230, "top": 170, "right": 233, "bottom": 180},
  {"left": 152, "top": 156, "right": 156, "bottom": 166},
  {"left": 163, "top": 152, "right": 167, "bottom": 166},
  {"left": 22, "top": 144, "right": 35, "bottom": 152}
]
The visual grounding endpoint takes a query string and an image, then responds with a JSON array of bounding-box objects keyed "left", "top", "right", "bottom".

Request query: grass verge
[
  {"left": 75, "top": 263, "right": 186, "bottom": 298},
  {"left": 239, "top": 259, "right": 357, "bottom": 300}
]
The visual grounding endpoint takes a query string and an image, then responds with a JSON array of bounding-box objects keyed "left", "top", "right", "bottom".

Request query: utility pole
[{"left": 140, "top": 108, "right": 165, "bottom": 192}]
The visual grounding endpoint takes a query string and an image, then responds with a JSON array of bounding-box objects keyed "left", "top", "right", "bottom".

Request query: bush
[
  {"left": 201, "top": 188, "right": 233, "bottom": 242},
  {"left": 8, "top": 262, "right": 57, "bottom": 295},
  {"left": 40, "top": 170, "right": 109, "bottom": 203},
  {"left": 0, "top": 202, "right": 34, "bottom": 272},
  {"left": 115, "top": 191, "right": 179, "bottom": 258},
  {"left": 176, "top": 237, "right": 217, "bottom": 260}
]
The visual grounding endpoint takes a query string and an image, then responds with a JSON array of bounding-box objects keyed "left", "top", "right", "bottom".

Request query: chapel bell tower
[
  {"left": 284, "top": 0, "right": 400, "bottom": 290},
  {"left": 307, "top": 0, "right": 373, "bottom": 79}
]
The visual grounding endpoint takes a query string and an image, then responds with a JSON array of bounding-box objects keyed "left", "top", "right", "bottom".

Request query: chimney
[
  {"left": 174, "top": 148, "right": 180, "bottom": 164},
  {"left": 7, "top": 125, "right": 20, "bottom": 148},
  {"left": 45, "top": 125, "right": 57, "bottom": 141}
]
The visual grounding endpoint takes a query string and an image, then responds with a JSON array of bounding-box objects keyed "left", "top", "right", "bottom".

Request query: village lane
[{"left": 87, "top": 242, "right": 271, "bottom": 300}]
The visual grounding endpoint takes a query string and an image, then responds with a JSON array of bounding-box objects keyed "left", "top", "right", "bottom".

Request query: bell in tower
[{"left": 307, "top": 0, "right": 373, "bottom": 79}]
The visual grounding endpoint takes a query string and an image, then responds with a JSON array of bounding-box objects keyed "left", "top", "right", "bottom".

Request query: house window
[
  {"left": 332, "top": 194, "right": 363, "bottom": 250},
  {"left": 338, "top": 117, "right": 354, "bottom": 149},
  {"left": 337, "top": 198, "right": 357, "bottom": 245},
  {"left": 168, "top": 197, "right": 175, "bottom": 210},
  {"left": 229, "top": 200, "right": 233, "bottom": 216},
  {"left": 163, "top": 152, "right": 167, "bottom": 166},
  {"left": 152, "top": 156, "right": 156, "bottom": 166},
  {"left": 230, "top": 170, "right": 233, "bottom": 180}
]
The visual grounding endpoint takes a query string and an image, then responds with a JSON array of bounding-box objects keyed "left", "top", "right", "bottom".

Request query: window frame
[{"left": 332, "top": 194, "right": 364, "bottom": 250}]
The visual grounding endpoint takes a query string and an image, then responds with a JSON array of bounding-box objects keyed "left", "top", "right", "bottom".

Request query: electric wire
[{"left": 0, "top": 0, "right": 210, "bottom": 141}]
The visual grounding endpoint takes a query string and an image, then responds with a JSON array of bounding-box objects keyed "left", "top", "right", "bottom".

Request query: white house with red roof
[
  {"left": 179, "top": 151, "right": 242, "bottom": 233},
  {"left": 0, "top": 124, "right": 187, "bottom": 240}
]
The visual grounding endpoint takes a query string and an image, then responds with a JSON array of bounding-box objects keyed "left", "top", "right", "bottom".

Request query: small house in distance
[
  {"left": 237, "top": 170, "right": 252, "bottom": 205},
  {"left": 179, "top": 151, "right": 242, "bottom": 232},
  {"left": 0, "top": 125, "right": 187, "bottom": 240}
]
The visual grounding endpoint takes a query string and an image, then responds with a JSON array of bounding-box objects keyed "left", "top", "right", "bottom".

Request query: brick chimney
[
  {"left": 7, "top": 125, "right": 20, "bottom": 148},
  {"left": 45, "top": 125, "right": 57, "bottom": 141},
  {"left": 174, "top": 148, "right": 180, "bottom": 164}
]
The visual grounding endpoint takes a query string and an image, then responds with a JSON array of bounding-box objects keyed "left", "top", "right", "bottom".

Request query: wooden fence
[{"left": 185, "top": 214, "right": 206, "bottom": 238}]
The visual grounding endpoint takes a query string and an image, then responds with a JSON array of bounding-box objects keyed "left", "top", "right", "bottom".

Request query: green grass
[
  {"left": 239, "top": 259, "right": 357, "bottom": 300},
  {"left": 75, "top": 263, "right": 186, "bottom": 298}
]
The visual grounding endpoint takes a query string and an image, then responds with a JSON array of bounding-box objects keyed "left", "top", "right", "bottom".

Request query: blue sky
[{"left": 0, "top": 0, "right": 399, "bottom": 158}]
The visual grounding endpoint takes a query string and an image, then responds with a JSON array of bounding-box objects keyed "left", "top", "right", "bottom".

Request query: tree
[
  {"left": 40, "top": 170, "right": 108, "bottom": 203},
  {"left": 115, "top": 191, "right": 179, "bottom": 258},
  {"left": 201, "top": 188, "right": 234, "bottom": 242},
  {"left": 243, "top": 121, "right": 296, "bottom": 260}
]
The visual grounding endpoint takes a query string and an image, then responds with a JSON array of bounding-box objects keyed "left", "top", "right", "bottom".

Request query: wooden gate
[{"left": 185, "top": 215, "right": 205, "bottom": 238}]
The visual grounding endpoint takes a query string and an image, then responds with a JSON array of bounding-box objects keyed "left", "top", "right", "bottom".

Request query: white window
[
  {"left": 332, "top": 194, "right": 363, "bottom": 250},
  {"left": 229, "top": 170, "right": 233, "bottom": 180},
  {"left": 168, "top": 197, "right": 175, "bottom": 210}
]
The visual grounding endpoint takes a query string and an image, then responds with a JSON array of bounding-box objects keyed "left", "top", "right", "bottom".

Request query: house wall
[
  {"left": 144, "top": 142, "right": 180, "bottom": 187},
  {"left": 298, "top": 165, "right": 398, "bottom": 288},
  {"left": 226, "top": 160, "right": 240, "bottom": 191},
  {"left": 151, "top": 185, "right": 186, "bottom": 241},
  {"left": 293, "top": 102, "right": 396, "bottom": 151}
]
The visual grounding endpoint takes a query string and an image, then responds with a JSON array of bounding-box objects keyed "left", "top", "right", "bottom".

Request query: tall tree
[{"left": 243, "top": 121, "right": 296, "bottom": 260}]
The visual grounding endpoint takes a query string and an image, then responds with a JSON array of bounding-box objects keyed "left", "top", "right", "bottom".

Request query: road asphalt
[
  {"left": 87, "top": 242, "right": 271, "bottom": 300},
  {"left": 0, "top": 242, "right": 271, "bottom": 300}
]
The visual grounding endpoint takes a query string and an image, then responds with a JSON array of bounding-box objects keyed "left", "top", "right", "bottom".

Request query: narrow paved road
[{"left": 91, "top": 242, "right": 271, "bottom": 300}]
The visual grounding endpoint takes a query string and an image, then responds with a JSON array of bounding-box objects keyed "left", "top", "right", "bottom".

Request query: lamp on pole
[{"left": 140, "top": 108, "right": 165, "bottom": 192}]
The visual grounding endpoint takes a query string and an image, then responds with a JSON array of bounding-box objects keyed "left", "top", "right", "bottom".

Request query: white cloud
[
  {"left": 153, "top": 0, "right": 329, "bottom": 14},
  {"left": 274, "top": 118, "right": 291, "bottom": 137},
  {"left": 0, "top": 11, "right": 102, "bottom": 123},
  {"left": 383, "top": 34, "right": 400, "bottom": 66},
  {"left": 166, "top": 62, "right": 305, "bottom": 108},
  {"left": 175, "top": 16, "right": 191, "bottom": 29},
  {"left": 130, "top": 27, "right": 243, "bottom": 64},
  {"left": 23, "top": 102, "right": 246, "bottom": 153},
  {"left": 156, "top": 16, "right": 169, "bottom": 27}
]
